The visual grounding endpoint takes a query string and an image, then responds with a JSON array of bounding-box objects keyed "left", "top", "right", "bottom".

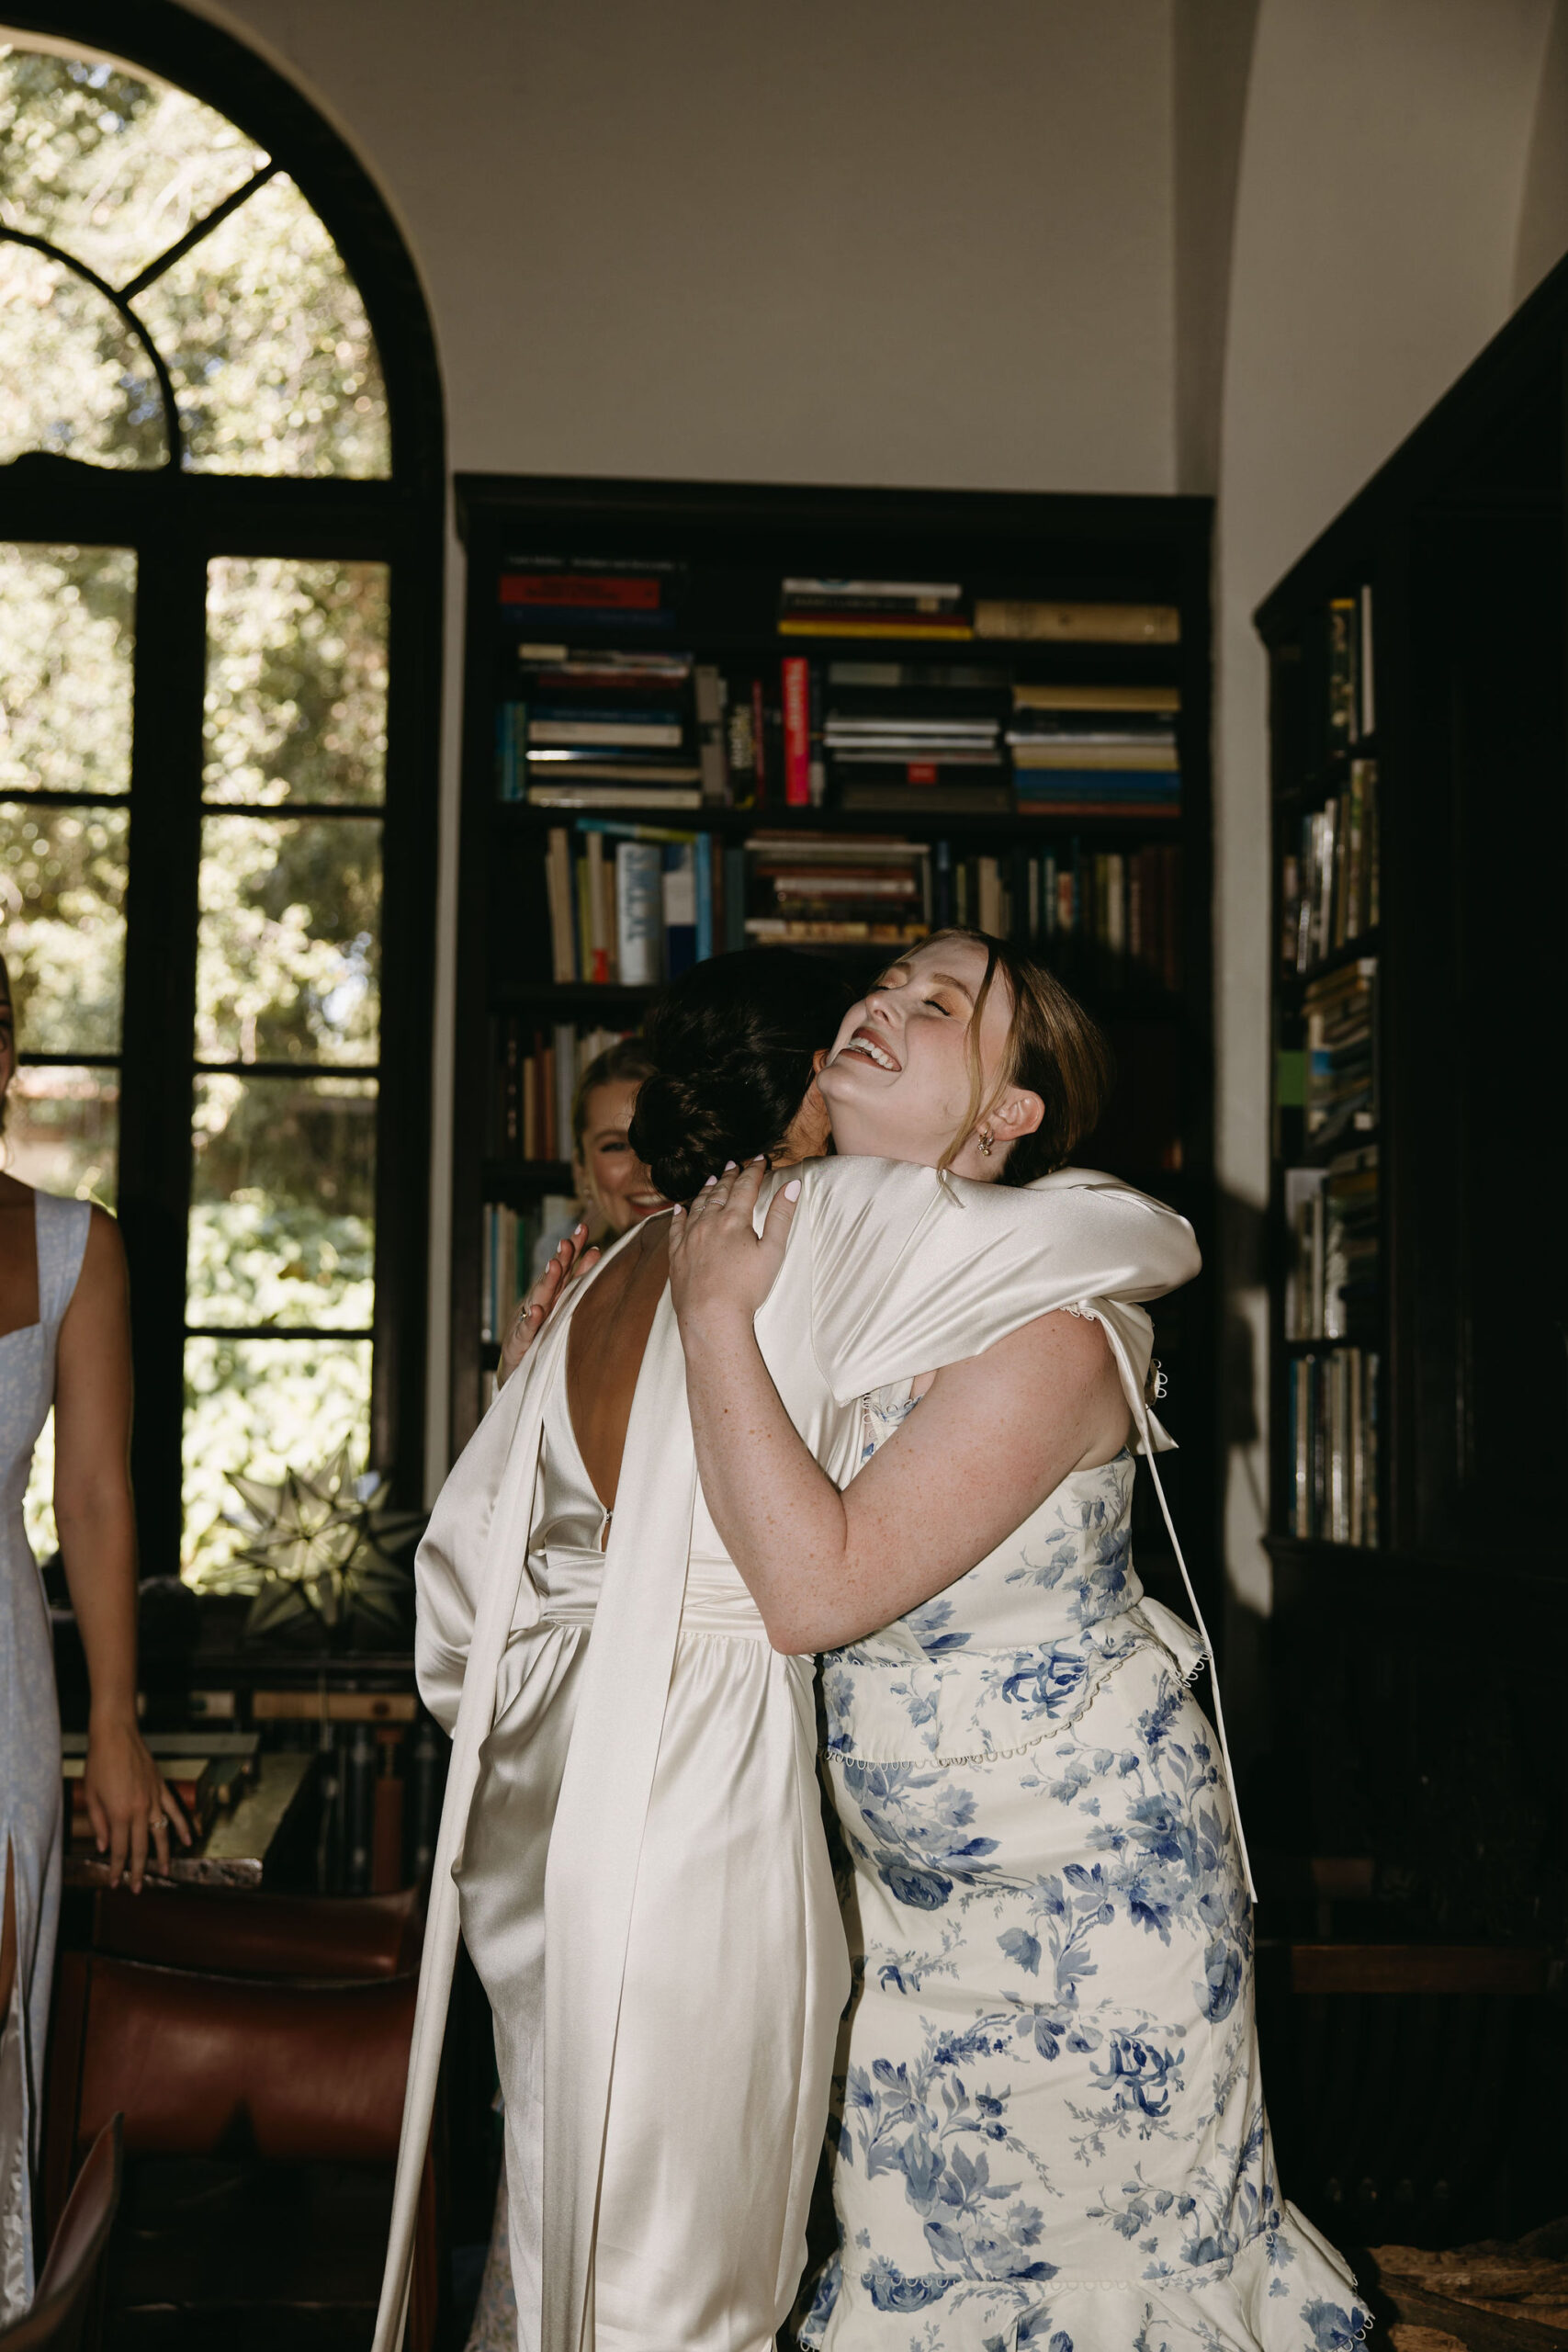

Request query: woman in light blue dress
[
  {"left": 0, "top": 951, "right": 186, "bottom": 2319},
  {"left": 671, "top": 931, "right": 1368, "bottom": 2352}
]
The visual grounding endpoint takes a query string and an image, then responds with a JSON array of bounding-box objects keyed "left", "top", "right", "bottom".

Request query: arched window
[{"left": 0, "top": 6, "right": 443, "bottom": 1580}]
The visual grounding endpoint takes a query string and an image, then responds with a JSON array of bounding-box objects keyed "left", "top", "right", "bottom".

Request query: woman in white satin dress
[
  {"left": 379, "top": 948, "right": 1201, "bottom": 2352},
  {"left": 418, "top": 950, "right": 855, "bottom": 2352}
]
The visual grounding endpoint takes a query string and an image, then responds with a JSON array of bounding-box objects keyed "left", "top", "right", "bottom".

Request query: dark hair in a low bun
[{"left": 630, "top": 948, "right": 855, "bottom": 1202}]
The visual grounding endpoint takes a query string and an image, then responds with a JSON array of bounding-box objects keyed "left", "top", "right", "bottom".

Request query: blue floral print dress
[{"left": 800, "top": 1385, "right": 1367, "bottom": 2352}]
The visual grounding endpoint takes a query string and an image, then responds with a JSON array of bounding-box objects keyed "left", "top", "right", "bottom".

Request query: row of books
[
  {"left": 501, "top": 640, "right": 1181, "bottom": 822},
  {"left": 777, "top": 574, "right": 1179, "bottom": 646},
  {"left": 545, "top": 826, "right": 931, "bottom": 979},
  {"left": 539, "top": 823, "right": 1184, "bottom": 982},
  {"left": 481, "top": 1194, "right": 578, "bottom": 1343},
  {"left": 1283, "top": 1147, "right": 1378, "bottom": 1340},
  {"left": 486, "top": 1017, "right": 633, "bottom": 1162},
  {"left": 1304, "top": 957, "right": 1377, "bottom": 1142},
  {"left": 1287, "top": 1345, "right": 1380, "bottom": 1548},
  {"left": 949, "top": 843, "right": 1183, "bottom": 993},
  {"left": 1281, "top": 761, "right": 1380, "bottom": 972},
  {"left": 1328, "top": 587, "right": 1376, "bottom": 747},
  {"left": 498, "top": 557, "right": 1181, "bottom": 649}
]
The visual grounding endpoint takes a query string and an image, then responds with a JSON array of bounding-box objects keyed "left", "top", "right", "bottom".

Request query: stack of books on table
[
  {"left": 823, "top": 662, "right": 1010, "bottom": 815},
  {"left": 1304, "top": 957, "right": 1377, "bottom": 1142},
  {"left": 743, "top": 833, "right": 931, "bottom": 946},
  {"left": 499, "top": 648, "right": 708, "bottom": 810},
  {"left": 1009, "top": 684, "right": 1180, "bottom": 819}
]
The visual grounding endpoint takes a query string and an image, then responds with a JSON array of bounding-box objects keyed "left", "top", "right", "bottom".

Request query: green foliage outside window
[{"left": 3, "top": 41, "right": 401, "bottom": 1586}]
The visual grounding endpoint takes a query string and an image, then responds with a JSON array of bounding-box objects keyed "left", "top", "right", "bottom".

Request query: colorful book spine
[
  {"left": 1288, "top": 1346, "right": 1379, "bottom": 1546},
  {"left": 782, "top": 658, "right": 811, "bottom": 807}
]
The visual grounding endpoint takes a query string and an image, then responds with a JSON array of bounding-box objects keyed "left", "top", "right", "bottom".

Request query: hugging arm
[
  {"left": 670, "top": 1162, "right": 1126, "bottom": 1654},
  {"left": 54, "top": 1209, "right": 191, "bottom": 1886}
]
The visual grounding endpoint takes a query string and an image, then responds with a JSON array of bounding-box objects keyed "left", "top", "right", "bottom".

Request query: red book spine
[
  {"left": 500, "top": 572, "right": 660, "bottom": 610},
  {"left": 782, "top": 658, "right": 811, "bottom": 807}
]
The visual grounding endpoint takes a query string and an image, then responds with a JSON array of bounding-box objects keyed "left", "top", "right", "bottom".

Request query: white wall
[
  {"left": 192, "top": 0, "right": 1179, "bottom": 492},
  {"left": 175, "top": 0, "right": 1568, "bottom": 1554},
  {"left": 1517, "top": 0, "right": 1568, "bottom": 300}
]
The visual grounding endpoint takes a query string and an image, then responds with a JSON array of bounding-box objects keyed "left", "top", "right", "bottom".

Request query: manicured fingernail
[
  {"left": 784, "top": 1179, "right": 802, "bottom": 1200},
  {"left": 723, "top": 1160, "right": 738, "bottom": 1171},
  {"left": 672, "top": 1204, "right": 684, "bottom": 1216},
  {"left": 703, "top": 1175, "right": 717, "bottom": 1187},
  {"left": 752, "top": 1154, "right": 765, "bottom": 1163}
]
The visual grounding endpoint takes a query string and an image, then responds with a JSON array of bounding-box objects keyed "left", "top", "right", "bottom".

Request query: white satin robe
[{"left": 377, "top": 1159, "right": 1205, "bottom": 2352}]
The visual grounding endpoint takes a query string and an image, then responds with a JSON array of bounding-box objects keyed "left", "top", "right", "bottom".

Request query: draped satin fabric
[{"left": 375, "top": 1159, "right": 1201, "bottom": 2352}]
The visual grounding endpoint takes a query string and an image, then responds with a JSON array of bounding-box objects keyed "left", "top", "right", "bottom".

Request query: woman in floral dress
[{"left": 671, "top": 931, "right": 1367, "bottom": 2352}]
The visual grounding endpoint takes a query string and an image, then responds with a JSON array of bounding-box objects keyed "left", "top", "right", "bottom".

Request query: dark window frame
[{"left": 1, "top": 1, "right": 446, "bottom": 1564}]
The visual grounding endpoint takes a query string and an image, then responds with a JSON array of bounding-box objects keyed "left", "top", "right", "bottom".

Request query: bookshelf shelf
[
  {"left": 453, "top": 473, "right": 1218, "bottom": 1618},
  {"left": 483, "top": 1158, "right": 575, "bottom": 1199},
  {"left": 492, "top": 799, "right": 1182, "bottom": 843},
  {"left": 489, "top": 982, "right": 658, "bottom": 1017},
  {"left": 1281, "top": 932, "right": 1382, "bottom": 994},
  {"left": 1254, "top": 253, "right": 1568, "bottom": 1931}
]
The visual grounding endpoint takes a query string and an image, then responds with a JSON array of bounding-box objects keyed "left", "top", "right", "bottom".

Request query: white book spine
[{"left": 615, "top": 842, "right": 662, "bottom": 987}]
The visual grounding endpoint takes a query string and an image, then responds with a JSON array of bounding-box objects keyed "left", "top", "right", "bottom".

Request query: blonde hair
[
  {"left": 570, "top": 1036, "right": 656, "bottom": 1159},
  {"left": 919, "top": 928, "right": 1111, "bottom": 1182}
]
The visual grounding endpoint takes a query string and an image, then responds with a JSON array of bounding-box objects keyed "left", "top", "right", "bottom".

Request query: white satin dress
[
  {"left": 449, "top": 1345, "right": 845, "bottom": 2349},
  {"left": 380, "top": 1160, "right": 1203, "bottom": 2352}
]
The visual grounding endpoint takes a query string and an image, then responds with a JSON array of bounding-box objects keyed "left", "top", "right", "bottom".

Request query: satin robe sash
[
  {"left": 541, "top": 1292, "right": 697, "bottom": 2351},
  {"left": 373, "top": 1230, "right": 630, "bottom": 2352}
]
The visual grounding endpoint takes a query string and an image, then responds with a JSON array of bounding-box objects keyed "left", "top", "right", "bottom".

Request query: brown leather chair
[
  {"left": 0, "top": 2116, "right": 121, "bottom": 2352},
  {"left": 90, "top": 1880, "right": 424, "bottom": 1981},
  {"left": 44, "top": 1951, "right": 443, "bottom": 2352}
]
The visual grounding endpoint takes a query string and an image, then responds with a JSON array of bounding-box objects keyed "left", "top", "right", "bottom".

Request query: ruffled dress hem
[{"left": 801, "top": 2197, "right": 1371, "bottom": 2352}]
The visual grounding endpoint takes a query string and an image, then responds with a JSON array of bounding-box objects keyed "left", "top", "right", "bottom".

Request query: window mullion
[{"left": 116, "top": 535, "right": 209, "bottom": 1573}]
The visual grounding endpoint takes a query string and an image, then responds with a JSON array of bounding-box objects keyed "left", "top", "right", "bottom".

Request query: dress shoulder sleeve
[
  {"left": 793, "top": 1157, "right": 1199, "bottom": 1406},
  {"left": 413, "top": 1369, "right": 532, "bottom": 1733}
]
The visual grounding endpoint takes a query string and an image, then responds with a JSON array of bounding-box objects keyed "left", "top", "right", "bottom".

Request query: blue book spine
[{"left": 694, "top": 831, "right": 714, "bottom": 963}]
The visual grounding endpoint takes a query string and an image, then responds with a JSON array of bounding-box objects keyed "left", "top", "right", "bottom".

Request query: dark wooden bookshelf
[
  {"left": 451, "top": 475, "right": 1219, "bottom": 1618},
  {"left": 1254, "top": 256, "right": 1568, "bottom": 1957}
]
